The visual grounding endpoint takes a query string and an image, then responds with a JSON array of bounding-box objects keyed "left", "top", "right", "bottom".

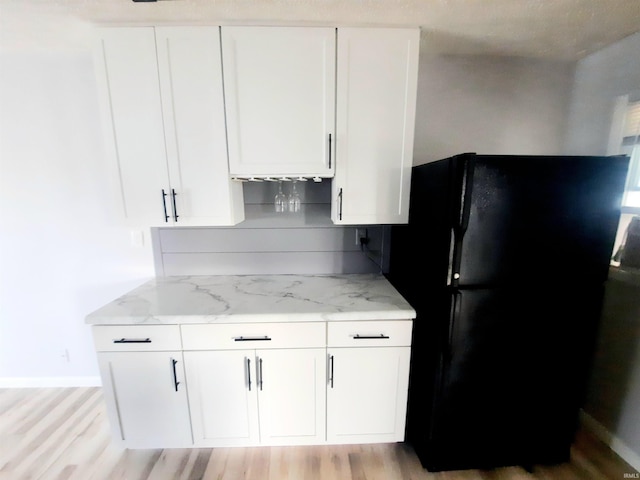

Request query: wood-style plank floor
[{"left": 0, "top": 387, "right": 637, "bottom": 480}]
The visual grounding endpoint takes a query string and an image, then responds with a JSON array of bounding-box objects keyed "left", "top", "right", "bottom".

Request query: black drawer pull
[
  {"left": 233, "top": 336, "right": 272, "bottom": 342},
  {"left": 353, "top": 334, "right": 390, "bottom": 340},
  {"left": 113, "top": 338, "right": 152, "bottom": 344}
]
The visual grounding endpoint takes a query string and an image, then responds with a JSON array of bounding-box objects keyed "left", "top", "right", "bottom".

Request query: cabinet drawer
[
  {"left": 181, "top": 322, "right": 325, "bottom": 350},
  {"left": 93, "top": 325, "right": 181, "bottom": 352},
  {"left": 328, "top": 321, "right": 412, "bottom": 347}
]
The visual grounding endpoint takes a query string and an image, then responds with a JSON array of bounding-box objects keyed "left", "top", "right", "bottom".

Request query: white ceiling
[{"left": 1, "top": 0, "right": 639, "bottom": 60}]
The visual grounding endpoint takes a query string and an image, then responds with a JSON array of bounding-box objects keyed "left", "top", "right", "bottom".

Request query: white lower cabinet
[
  {"left": 93, "top": 325, "right": 192, "bottom": 449},
  {"left": 93, "top": 320, "right": 412, "bottom": 449},
  {"left": 326, "top": 320, "right": 413, "bottom": 444},
  {"left": 327, "top": 347, "right": 411, "bottom": 443},
  {"left": 181, "top": 323, "right": 327, "bottom": 447},
  {"left": 256, "top": 348, "right": 326, "bottom": 445},
  {"left": 97, "top": 351, "right": 192, "bottom": 448},
  {"left": 183, "top": 350, "right": 259, "bottom": 446}
]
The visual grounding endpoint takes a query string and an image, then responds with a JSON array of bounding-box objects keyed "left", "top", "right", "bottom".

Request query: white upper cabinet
[
  {"left": 94, "top": 28, "right": 169, "bottom": 225},
  {"left": 332, "top": 28, "right": 420, "bottom": 225},
  {"left": 155, "top": 27, "right": 244, "bottom": 226},
  {"left": 222, "top": 27, "right": 336, "bottom": 177},
  {"left": 94, "top": 27, "right": 244, "bottom": 227},
  {"left": 94, "top": 25, "right": 420, "bottom": 226}
]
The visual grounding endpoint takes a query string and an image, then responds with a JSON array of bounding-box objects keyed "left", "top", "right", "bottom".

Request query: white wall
[
  {"left": 583, "top": 271, "right": 640, "bottom": 471},
  {"left": 0, "top": 52, "right": 155, "bottom": 386},
  {"left": 564, "top": 31, "right": 640, "bottom": 155},
  {"left": 562, "top": 30, "right": 640, "bottom": 468},
  {"left": 0, "top": 38, "right": 577, "bottom": 385},
  {"left": 413, "top": 54, "right": 574, "bottom": 164}
]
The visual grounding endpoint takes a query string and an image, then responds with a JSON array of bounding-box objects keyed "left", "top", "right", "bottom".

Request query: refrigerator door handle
[
  {"left": 458, "top": 156, "right": 475, "bottom": 233},
  {"left": 450, "top": 235, "right": 463, "bottom": 287},
  {"left": 450, "top": 155, "right": 475, "bottom": 287},
  {"left": 446, "top": 290, "right": 462, "bottom": 362}
]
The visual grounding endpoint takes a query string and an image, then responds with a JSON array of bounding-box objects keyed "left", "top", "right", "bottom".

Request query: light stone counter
[{"left": 85, "top": 274, "right": 416, "bottom": 325}]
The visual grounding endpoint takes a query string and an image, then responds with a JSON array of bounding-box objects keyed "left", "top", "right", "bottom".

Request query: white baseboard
[
  {"left": 580, "top": 409, "right": 640, "bottom": 472},
  {"left": 0, "top": 376, "right": 102, "bottom": 388}
]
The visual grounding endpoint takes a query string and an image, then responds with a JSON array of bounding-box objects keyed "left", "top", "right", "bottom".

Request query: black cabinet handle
[
  {"left": 258, "top": 358, "right": 263, "bottom": 391},
  {"left": 161, "top": 189, "right": 169, "bottom": 222},
  {"left": 171, "top": 358, "right": 180, "bottom": 392},
  {"left": 233, "top": 336, "right": 272, "bottom": 342},
  {"left": 353, "top": 334, "right": 390, "bottom": 340},
  {"left": 113, "top": 338, "right": 151, "bottom": 344},
  {"left": 246, "top": 357, "right": 252, "bottom": 391},
  {"left": 329, "top": 354, "right": 334, "bottom": 388},
  {"left": 328, "top": 133, "right": 332, "bottom": 169},
  {"left": 338, "top": 188, "right": 343, "bottom": 221},
  {"left": 171, "top": 189, "right": 179, "bottom": 222}
]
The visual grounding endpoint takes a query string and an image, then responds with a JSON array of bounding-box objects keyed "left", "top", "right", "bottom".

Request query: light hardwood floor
[{"left": 0, "top": 387, "right": 637, "bottom": 480}]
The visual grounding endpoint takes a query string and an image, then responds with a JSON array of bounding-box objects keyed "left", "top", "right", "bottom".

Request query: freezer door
[
  {"left": 420, "top": 286, "right": 603, "bottom": 471},
  {"left": 453, "top": 155, "right": 629, "bottom": 287}
]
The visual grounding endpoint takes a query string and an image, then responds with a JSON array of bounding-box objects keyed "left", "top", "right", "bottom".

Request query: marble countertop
[{"left": 85, "top": 274, "right": 416, "bottom": 325}]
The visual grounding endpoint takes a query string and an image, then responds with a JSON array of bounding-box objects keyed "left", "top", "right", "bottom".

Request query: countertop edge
[
  {"left": 83, "top": 274, "right": 416, "bottom": 326},
  {"left": 85, "top": 309, "right": 417, "bottom": 325}
]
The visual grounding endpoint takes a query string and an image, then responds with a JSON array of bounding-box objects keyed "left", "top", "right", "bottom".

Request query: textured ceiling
[{"left": 1, "top": 0, "right": 639, "bottom": 60}]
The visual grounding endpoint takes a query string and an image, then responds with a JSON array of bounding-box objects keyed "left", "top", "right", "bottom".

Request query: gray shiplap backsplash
[{"left": 151, "top": 181, "right": 390, "bottom": 276}]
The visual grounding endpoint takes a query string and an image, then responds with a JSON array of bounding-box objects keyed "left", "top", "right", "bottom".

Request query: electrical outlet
[{"left": 355, "top": 228, "right": 369, "bottom": 246}]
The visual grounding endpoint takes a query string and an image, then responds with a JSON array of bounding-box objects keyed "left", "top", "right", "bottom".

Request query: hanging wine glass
[
  {"left": 288, "top": 180, "right": 301, "bottom": 213},
  {"left": 274, "top": 180, "right": 287, "bottom": 213}
]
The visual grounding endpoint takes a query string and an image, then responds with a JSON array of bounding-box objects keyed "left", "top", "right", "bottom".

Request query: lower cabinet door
[
  {"left": 97, "top": 351, "right": 192, "bottom": 448},
  {"left": 257, "top": 348, "right": 326, "bottom": 445},
  {"left": 184, "top": 350, "right": 260, "bottom": 447},
  {"left": 327, "top": 346, "right": 411, "bottom": 444}
]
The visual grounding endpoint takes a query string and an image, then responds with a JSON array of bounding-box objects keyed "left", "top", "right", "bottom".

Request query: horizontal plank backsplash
[
  {"left": 152, "top": 225, "right": 388, "bottom": 276},
  {"left": 159, "top": 227, "right": 362, "bottom": 253},
  {"left": 160, "top": 251, "right": 379, "bottom": 276},
  {"left": 152, "top": 181, "right": 389, "bottom": 276}
]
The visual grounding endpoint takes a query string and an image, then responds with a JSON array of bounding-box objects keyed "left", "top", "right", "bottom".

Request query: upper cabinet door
[
  {"left": 332, "top": 28, "right": 420, "bottom": 225},
  {"left": 94, "top": 27, "right": 244, "bottom": 227},
  {"left": 94, "top": 27, "right": 171, "bottom": 225},
  {"left": 222, "top": 27, "right": 336, "bottom": 177},
  {"left": 155, "top": 27, "right": 244, "bottom": 226}
]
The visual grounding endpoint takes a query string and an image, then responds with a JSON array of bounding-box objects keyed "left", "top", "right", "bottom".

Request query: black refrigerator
[{"left": 386, "top": 153, "right": 630, "bottom": 472}]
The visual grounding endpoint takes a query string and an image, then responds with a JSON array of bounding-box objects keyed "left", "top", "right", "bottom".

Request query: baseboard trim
[
  {"left": 580, "top": 409, "right": 640, "bottom": 472},
  {"left": 0, "top": 376, "right": 102, "bottom": 388}
]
